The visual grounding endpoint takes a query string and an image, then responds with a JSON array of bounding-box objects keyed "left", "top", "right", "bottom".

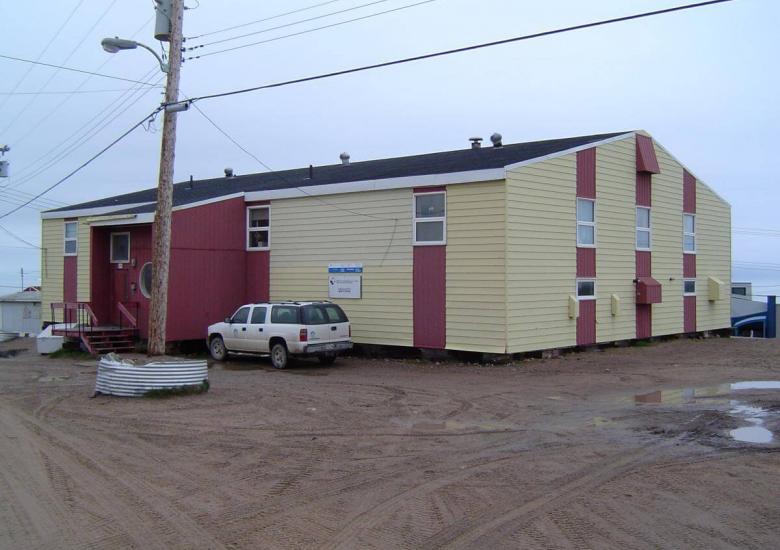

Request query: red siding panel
[
  {"left": 166, "top": 197, "right": 248, "bottom": 341},
  {"left": 89, "top": 227, "right": 110, "bottom": 323},
  {"left": 577, "top": 300, "right": 596, "bottom": 346},
  {"left": 684, "top": 296, "right": 697, "bottom": 333},
  {"left": 246, "top": 251, "right": 270, "bottom": 303},
  {"left": 414, "top": 186, "right": 446, "bottom": 193},
  {"left": 576, "top": 247, "right": 596, "bottom": 278},
  {"left": 636, "top": 251, "right": 652, "bottom": 278},
  {"left": 64, "top": 256, "right": 77, "bottom": 322},
  {"left": 413, "top": 245, "right": 446, "bottom": 349},
  {"left": 636, "top": 172, "right": 652, "bottom": 207},
  {"left": 636, "top": 305, "right": 652, "bottom": 339},
  {"left": 683, "top": 170, "right": 696, "bottom": 213},
  {"left": 636, "top": 134, "right": 660, "bottom": 174},
  {"left": 576, "top": 148, "right": 596, "bottom": 199},
  {"left": 683, "top": 253, "right": 697, "bottom": 278}
]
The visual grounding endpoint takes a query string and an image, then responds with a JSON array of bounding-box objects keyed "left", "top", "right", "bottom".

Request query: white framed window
[
  {"left": 636, "top": 207, "right": 651, "bottom": 250},
  {"left": 683, "top": 213, "right": 696, "bottom": 253},
  {"left": 110, "top": 232, "right": 130, "bottom": 263},
  {"left": 139, "top": 262, "right": 153, "bottom": 298},
  {"left": 413, "top": 191, "right": 446, "bottom": 245},
  {"left": 683, "top": 278, "right": 696, "bottom": 296},
  {"left": 64, "top": 221, "right": 78, "bottom": 256},
  {"left": 247, "top": 206, "right": 270, "bottom": 250},
  {"left": 576, "top": 278, "right": 596, "bottom": 300},
  {"left": 576, "top": 198, "right": 595, "bottom": 247}
]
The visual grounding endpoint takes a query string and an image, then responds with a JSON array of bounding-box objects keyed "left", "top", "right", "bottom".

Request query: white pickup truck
[{"left": 207, "top": 301, "right": 352, "bottom": 369}]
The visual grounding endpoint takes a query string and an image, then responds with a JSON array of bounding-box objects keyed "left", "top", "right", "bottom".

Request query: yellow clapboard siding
[
  {"left": 77, "top": 219, "right": 90, "bottom": 302},
  {"left": 595, "top": 137, "right": 637, "bottom": 342},
  {"left": 695, "top": 180, "right": 731, "bottom": 330},
  {"left": 41, "top": 219, "right": 65, "bottom": 323},
  {"left": 650, "top": 145, "right": 684, "bottom": 336},
  {"left": 445, "top": 180, "right": 506, "bottom": 353},
  {"left": 270, "top": 189, "right": 413, "bottom": 346},
  {"left": 506, "top": 154, "right": 577, "bottom": 353}
]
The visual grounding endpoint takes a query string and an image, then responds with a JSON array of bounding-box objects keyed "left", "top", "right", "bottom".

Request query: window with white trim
[
  {"left": 110, "top": 232, "right": 130, "bottom": 263},
  {"left": 413, "top": 191, "right": 446, "bottom": 245},
  {"left": 64, "top": 221, "right": 78, "bottom": 256},
  {"left": 683, "top": 214, "right": 696, "bottom": 253},
  {"left": 636, "top": 207, "right": 651, "bottom": 250},
  {"left": 576, "top": 198, "right": 595, "bottom": 247},
  {"left": 576, "top": 278, "right": 596, "bottom": 300},
  {"left": 247, "top": 206, "right": 270, "bottom": 250},
  {"left": 683, "top": 279, "right": 696, "bottom": 296}
]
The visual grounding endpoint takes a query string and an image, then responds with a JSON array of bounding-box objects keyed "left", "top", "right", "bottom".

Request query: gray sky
[{"left": 0, "top": 0, "right": 778, "bottom": 299}]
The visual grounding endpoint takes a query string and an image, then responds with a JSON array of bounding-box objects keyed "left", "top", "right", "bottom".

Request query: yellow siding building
[{"left": 39, "top": 131, "right": 731, "bottom": 354}]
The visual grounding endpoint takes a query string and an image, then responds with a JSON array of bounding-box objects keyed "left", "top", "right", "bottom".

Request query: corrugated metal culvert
[{"left": 95, "top": 356, "right": 208, "bottom": 397}]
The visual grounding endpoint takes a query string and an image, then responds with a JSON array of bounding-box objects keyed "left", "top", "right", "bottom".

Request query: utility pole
[
  {"left": 20, "top": 267, "right": 24, "bottom": 290},
  {"left": 147, "top": 0, "right": 184, "bottom": 355}
]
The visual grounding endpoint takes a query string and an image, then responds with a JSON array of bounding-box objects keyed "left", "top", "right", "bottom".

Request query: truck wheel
[
  {"left": 270, "top": 342, "right": 289, "bottom": 369},
  {"left": 209, "top": 336, "right": 227, "bottom": 361},
  {"left": 318, "top": 353, "right": 336, "bottom": 365}
]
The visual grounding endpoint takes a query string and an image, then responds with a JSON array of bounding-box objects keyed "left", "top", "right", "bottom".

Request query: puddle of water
[
  {"left": 730, "top": 426, "right": 774, "bottom": 444},
  {"left": 731, "top": 381, "right": 780, "bottom": 391},
  {"left": 634, "top": 381, "right": 780, "bottom": 445}
]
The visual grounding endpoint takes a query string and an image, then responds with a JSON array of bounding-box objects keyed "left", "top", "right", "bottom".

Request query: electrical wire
[
  {"left": 6, "top": 69, "right": 163, "bottom": 188},
  {"left": 187, "top": 0, "right": 392, "bottom": 50},
  {"left": 0, "top": 87, "right": 163, "bottom": 96},
  {"left": 0, "top": 0, "right": 121, "bottom": 138},
  {"left": 0, "top": 0, "right": 86, "bottom": 114},
  {"left": 0, "top": 224, "right": 41, "bottom": 249},
  {"left": 186, "top": 0, "right": 436, "bottom": 60},
  {"left": 186, "top": 0, "right": 343, "bottom": 40},
  {"left": 183, "top": 0, "right": 734, "bottom": 102},
  {"left": 0, "top": 54, "right": 165, "bottom": 87},
  {"left": 0, "top": 106, "right": 162, "bottom": 221}
]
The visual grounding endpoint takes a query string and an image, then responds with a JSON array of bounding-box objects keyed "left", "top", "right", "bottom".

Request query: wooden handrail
[{"left": 117, "top": 302, "right": 138, "bottom": 329}]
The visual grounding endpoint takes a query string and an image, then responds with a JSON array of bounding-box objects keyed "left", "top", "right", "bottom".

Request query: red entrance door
[{"left": 110, "top": 269, "right": 128, "bottom": 326}]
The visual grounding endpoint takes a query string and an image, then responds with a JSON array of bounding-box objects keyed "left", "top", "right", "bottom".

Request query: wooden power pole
[{"left": 148, "top": 0, "right": 184, "bottom": 355}]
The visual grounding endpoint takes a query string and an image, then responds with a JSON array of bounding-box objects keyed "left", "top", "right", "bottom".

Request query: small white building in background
[{"left": 0, "top": 288, "right": 41, "bottom": 338}]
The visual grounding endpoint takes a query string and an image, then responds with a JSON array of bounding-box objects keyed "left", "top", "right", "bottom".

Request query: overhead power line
[
  {"left": 0, "top": 0, "right": 86, "bottom": 114},
  {"left": 0, "top": 224, "right": 41, "bottom": 249},
  {"left": 0, "top": 54, "right": 165, "bottom": 86},
  {"left": 187, "top": 0, "right": 344, "bottom": 40},
  {"left": 187, "top": 0, "right": 393, "bottom": 50},
  {"left": 183, "top": 0, "right": 734, "bottom": 102},
  {"left": 0, "top": 106, "right": 162, "bottom": 221},
  {"left": 186, "top": 0, "right": 436, "bottom": 60},
  {"left": 0, "top": 87, "right": 162, "bottom": 96}
]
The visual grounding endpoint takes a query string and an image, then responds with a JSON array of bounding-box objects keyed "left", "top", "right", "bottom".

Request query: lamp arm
[{"left": 136, "top": 41, "right": 169, "bottom": 73}]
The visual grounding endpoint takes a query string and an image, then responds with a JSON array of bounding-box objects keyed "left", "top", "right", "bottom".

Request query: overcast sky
[{"left": 0, "top": 0, "right": 777, "bottom": 300}]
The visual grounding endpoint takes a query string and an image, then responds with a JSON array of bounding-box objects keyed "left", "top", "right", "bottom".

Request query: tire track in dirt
[{"left": 0, "top": 402, "right": 229, "bottom": 550}]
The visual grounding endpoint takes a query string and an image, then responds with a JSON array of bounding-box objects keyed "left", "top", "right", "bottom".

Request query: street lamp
[
  {"left": 101, "top": 37, "right": 169, "bottom": 73},
  {"left": 100, "top": 0, "right": 183, "bottom": 356}
]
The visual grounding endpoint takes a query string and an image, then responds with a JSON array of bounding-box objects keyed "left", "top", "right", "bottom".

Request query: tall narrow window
[
  {"left": 247, "top": 206, "right": 270, "bottom": 250},
  {"left": 576, "top": 198, "right": 595, "bottom": 247},
  {"left": 110, "top": 232, "right": 130, "bottom": 263},
  {"left": 683, "top": 214, "right": 696, "bottom": 253},
  {"left": 636, "top": 207, "right": 651, "bottom": 250},
  {"left": 64, "top": 221, "right": 78, "bottom": 255},
  {"left": 413, "top": 192, "right": 446, "bottom": 245}
]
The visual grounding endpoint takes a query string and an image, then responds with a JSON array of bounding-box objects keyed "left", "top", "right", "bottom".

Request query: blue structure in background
[{"left": 732, "top": 295, "right": 777, "bottom": 338}]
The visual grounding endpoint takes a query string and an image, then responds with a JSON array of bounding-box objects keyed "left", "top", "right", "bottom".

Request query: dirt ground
[{"left": 1, "top": 336, "right": 779, "bottom": 549}]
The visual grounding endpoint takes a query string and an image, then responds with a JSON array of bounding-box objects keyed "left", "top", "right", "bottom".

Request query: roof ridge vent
[
  {"left": 469, "top": 137, "right": 482, "bottom": 149},
  {"left": 340, "top": 152, "right": 350, "bottom": 165},
  {"left": 490, "top": 132, "right": 503, "bottom": 148},
  {"left": 224, "top": 167, "right": 234, "bottom": 177}
]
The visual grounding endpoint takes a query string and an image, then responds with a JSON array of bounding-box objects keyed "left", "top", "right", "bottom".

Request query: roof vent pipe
[
  {"left": 490, "top": 132, "right": 503, "bottom": 148},
  {"left": 188, "top": 175, "right": 194, "bottom": 189},
  {"left": 340, "top": 152, "right": 350, "bottom": 165},
  {"left": 224, "top": 167, "right": 234, "bottom": 177},
  {"left": 469, "top": 137, "right": 482, "bottom": 149}
]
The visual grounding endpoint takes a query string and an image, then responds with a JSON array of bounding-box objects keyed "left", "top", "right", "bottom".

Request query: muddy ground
[{"left": 1, "top": 336, "right": 779, "bottom": 549}]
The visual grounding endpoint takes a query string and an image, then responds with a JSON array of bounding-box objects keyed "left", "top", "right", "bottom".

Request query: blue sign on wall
[{"left": 328, "top": 263, "right": 363, "bottom": 273}]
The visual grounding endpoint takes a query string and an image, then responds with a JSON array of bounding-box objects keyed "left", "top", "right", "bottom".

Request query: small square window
[
  {"left": 684, "top": 279, "right": 696, "bottom": 295},
  {"left": 64, "top": 221, "right": 78, "bottom": 256},
  {"left": 577, "top": 224, "right": 595, "bottom": 246},
  {"left": 576, "top": 199, "right": 595, "bottom": 223},
  {"left": 247, "top": 206, "right": 270, "bottom": 250},
  {"left": 413, "top": 192, "right": 446, "bottom": 245},
  {"left": 577, "top": 279, "right": 596, "bottom": 300},
  {"left": 110, "top": 233, "right": 130, "bottom": 263}
]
